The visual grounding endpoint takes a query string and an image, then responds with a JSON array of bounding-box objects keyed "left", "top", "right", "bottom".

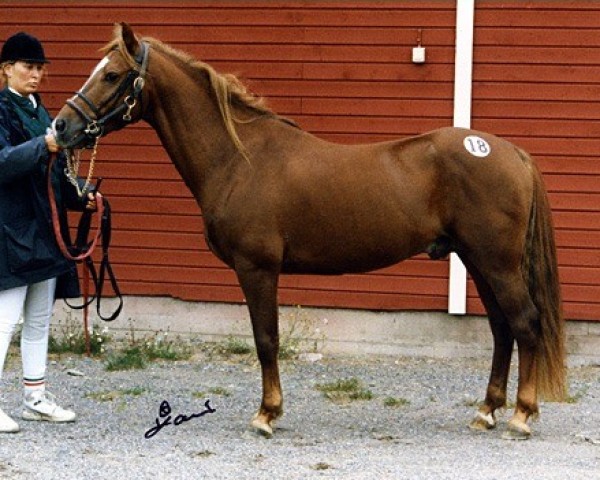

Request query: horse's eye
[{"left": 103, "top": 72, "right": 119, "bottom": 83}]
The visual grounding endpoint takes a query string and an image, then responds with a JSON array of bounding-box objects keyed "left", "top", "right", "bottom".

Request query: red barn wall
[
  {"left": 468, "top": 2, "right": 600, "bottom": 320},
  {"left": 1, "top": 1, "right": 598, "bottom": 321}
]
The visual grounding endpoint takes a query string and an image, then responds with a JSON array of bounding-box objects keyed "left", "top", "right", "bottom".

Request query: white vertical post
[{"left": 449, "top": 0, "right": 475, "bottom": 315}]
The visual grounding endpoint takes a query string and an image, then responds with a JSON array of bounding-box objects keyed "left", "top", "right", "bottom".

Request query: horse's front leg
[{"left": 235, "top": 260, "right": 282, "bottom": 437}]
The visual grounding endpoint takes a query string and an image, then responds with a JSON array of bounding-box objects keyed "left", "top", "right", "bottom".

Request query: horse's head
[{"left": 55, "top": 23, "right": 149, "bottom": 148}]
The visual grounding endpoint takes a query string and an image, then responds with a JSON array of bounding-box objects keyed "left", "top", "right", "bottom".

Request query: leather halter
[{"left": 66, "top": 41, "right": 150, "bottom": 138}]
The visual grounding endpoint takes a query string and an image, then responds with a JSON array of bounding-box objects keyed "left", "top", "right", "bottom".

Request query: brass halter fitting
[
  {"left": 84, "top": 120, "right": 102, "bottom": 138},
  {"left": 123, "top": 76, "right": 146, "bottom": 121},
  {"left": 65, "top": 42, "right": 150, "bottom": 140}
]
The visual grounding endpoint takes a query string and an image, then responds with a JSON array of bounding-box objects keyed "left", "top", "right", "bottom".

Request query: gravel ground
[{"left": 0, "top": 349, "right": 598, "bottom": 480}]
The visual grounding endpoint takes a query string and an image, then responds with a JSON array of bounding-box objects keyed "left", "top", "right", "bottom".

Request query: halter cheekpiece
[{"left": 66, "top": 41, "right": 149, "bottom": 139}]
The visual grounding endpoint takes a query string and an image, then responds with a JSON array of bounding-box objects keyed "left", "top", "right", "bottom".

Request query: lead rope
[
  {"left": 47, "top": 153, "right": 104, "bottom": 262},
  {"left": 47, "top": 148, "right": 104, "bottom": 356}
]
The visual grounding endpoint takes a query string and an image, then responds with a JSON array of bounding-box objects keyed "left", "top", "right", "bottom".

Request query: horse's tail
[{"left": 519, "top": 148, "right": 567, "bottom": 401}]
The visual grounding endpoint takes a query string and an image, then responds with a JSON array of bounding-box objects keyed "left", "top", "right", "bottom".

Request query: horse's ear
[{"left": 119, "top": 22, "right": 140, "bottom": 57}]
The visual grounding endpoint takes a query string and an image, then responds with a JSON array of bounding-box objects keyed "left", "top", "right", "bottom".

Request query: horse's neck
[{"left": 144, "top": 58, "right": 238, "bottom": 204}]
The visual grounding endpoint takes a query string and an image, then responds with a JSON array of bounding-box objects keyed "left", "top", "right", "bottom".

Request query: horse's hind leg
[
  {"left": 472, "top": 264, "right": 540, "bottom": 440},
  {"left": 466, "top": 263, "right": 514, "bottom": 432},
  {"left": 504, "top": 292, "right": 540, "bottom": 440},
  {"left": 235, "top": 260, "right": 283, "bottom": 437}
]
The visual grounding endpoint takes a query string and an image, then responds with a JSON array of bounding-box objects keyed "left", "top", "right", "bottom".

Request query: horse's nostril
[{"left": 55, "top": 119, "right": 66, "bottom": 133}]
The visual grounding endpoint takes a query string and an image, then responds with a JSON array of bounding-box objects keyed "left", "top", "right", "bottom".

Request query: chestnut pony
[{"left": 55, "top": 23, "right": 566, "bottom": 439}]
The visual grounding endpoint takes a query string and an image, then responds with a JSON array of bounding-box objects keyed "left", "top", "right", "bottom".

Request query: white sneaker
[
  {"left": 22, "top": 391, "right": 76, "bottom": 423},
  {"left": 0, "top": 406, "right": 20, "bottom": 433}
]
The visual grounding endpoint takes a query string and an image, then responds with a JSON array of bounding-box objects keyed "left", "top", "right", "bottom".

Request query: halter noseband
[{"left": 66, "top": 41, "right": 150, "bottom": 139}]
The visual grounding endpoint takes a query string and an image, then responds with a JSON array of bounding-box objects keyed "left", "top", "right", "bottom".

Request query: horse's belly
[{"left": 280, "top": 234, "right": 422, "bottom": 275}]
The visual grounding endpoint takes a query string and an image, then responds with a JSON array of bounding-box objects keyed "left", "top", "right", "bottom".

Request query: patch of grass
[
  {"left": 85, "top": 386, "right": 147, "bottom": 402},
  {"left": 383, "top": 396, "right": 410, "bottom": 408},
  {"left": 311, "top": 462, "right": 333, "bottom": 471},
  {"left": 462, "top": 397, "right": 481, "bottom": 408},
  {"left": 190, "top": 450, "right": 215, "bottom": 458},
  {"left": 217, "top": 336, "right": 254, "bottom": 356},
  {"left": 48, "top": 314, "right": 110, "bottom": 357},
  {"left": 123, "top": 386, "right": 147, "bottom": 396},
  {"left": 125, "top": 325, "right": 193, "bottom": 361},
  {"left": 207, "top": 386, "right": 232, "bottom": 397},
  {"left": 85, "top": 390, "right": 122, "bottom": 402},
  {"left": 315, "top": 377, "right": 374, "bottom": 403},
  {"left": 105, "top": 346, "right": 147, "bottom": 371},
  {"left": 104, "top": 327, "right": 192, "bottom": 371},
  {"left": 141, "top": 331, "right": 193, "bottom": 361},
  {"left": 566, "top": 386, "right": 588, "bottom": 404},
  {"left": 192, "top": 387, "right": 232, "bottom": 398}
]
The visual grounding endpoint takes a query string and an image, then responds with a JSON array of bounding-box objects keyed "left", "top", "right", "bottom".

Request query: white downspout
[{"left": 448, "top": 0, "right": 475, "bottom": 315}]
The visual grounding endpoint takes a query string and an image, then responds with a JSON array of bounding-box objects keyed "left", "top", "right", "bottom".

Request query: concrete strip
[{"left": 52, "top": 296, "right": 599, "bottom": 366}]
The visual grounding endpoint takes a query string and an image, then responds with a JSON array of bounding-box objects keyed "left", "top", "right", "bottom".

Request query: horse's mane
[{"left": 103, "top": 27, "right": 277, "bottom": 160}]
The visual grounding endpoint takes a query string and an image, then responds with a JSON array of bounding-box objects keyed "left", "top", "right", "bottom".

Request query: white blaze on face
[{"left": 79, "top": 56, "right": 110, "bottom": 92}]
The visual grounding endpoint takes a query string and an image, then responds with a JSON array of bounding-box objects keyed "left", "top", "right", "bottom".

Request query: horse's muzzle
[{"left": 53, "top": 117, "right": 97, "bottom": 149}]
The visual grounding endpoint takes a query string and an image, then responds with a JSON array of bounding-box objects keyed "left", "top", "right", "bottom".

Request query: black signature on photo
[{"left": 145, "top": 399, "right": 216, "bottom": 439}]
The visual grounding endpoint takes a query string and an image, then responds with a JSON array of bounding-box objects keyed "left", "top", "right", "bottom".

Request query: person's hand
[
  {"left": 85, "top": 191, "right": 101, "bottom": 211},
  {"left": 44, "top": 132, "right": 62, "bottom": 153}
]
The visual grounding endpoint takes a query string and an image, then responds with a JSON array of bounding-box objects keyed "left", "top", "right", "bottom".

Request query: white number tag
[{"left": 463, "top": 136, "right": 491, "bottom": 158}]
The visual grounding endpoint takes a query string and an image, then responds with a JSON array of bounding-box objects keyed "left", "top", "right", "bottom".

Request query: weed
[
  {"left": 190, "top": 450, "right": 215, "bottom": 458},
  {"left": 462, "top": 396, "right": 481, "bottom": 408},
  {"left": 105, "top": 346, "right": 147, "bottom": 371},
  {"left": 565, "top": 386, "right": 588, "bottom": 404},
  {"left": 279, "top": 305, "right": 326, "bottom": 360},
  {"left": 383, "top": 396, "right": 410, "bottom": 408},
  {"left": 123, "top": 386, "right": 147, "bottom": 396},
  {"left": 206, "top": 305, "right": 325, "bottom": 361},
  {"left": 217, "top": 336, "right": 254, "bottom": 356},
  {"left": 311, "top": 462, "right": 333, "bottom": 471},
  {"left": 192, "top": 387, "right": 232, "bottom": 398},
  {"left": 207, "top": 386, "right": 232, "bottom": 397},
  {"left": 85, "top": 386, "right": 147, "bottom": 402},
  {"left": 85, "top": 390, "right": 122, "bottom": 402},
  {"left": 104, "top": 326, "right": 193, "bottom": 371},
  {"left": 49, "top": 313, "right": 110, "bottom": 357},
  {"left": 315, "top": 377, "right": 374, "bottom": 402},
  {"left": 141, "top": 330, "right": 192, "bottom": 361}
]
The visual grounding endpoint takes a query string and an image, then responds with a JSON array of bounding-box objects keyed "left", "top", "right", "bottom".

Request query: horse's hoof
[
  {"left": 502, "top": 419, "right": 531, "bottom": 441},
  {"left": 469, "top": 411, "right": 496, "bottom": 431},
  {"left": 250, "top": 414, "right": 274, "bottom": 438}
]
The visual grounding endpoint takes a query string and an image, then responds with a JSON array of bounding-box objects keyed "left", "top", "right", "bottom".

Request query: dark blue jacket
[{"left": 0, "top": 88, "right": 86, "bottom": 292}]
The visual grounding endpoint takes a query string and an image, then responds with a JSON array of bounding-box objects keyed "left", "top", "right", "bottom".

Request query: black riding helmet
[{"left": 0, "top": 32, "right": 49, "bottom": 64}]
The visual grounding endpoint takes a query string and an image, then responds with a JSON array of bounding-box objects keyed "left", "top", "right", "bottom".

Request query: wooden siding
[
  {"left": 1, "top": 1, "right": 457, "bottom": 313},
  {"left": 470, "top": 2, "right": 600, "bottom": 320},
  {"left": 1, "top": 1, "right": 598, "bottom": 320}
]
